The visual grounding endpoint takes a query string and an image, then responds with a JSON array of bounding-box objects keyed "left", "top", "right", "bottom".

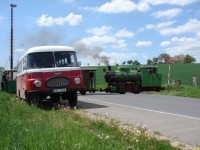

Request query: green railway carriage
[{"left": 0, "top": 69, "right": 17, "bottom": 93}]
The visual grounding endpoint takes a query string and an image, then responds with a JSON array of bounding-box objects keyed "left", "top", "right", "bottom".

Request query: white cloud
[
  {"left": 144, "top": 0, "right": 198, "bottom": 6},
  {"left": 162, "top": 36, "right": 200, "bottom": 62},
  {"left": 65, "top": 13, "right": 83, "bottom": 26},
  {"left": 95, "top": 0, "right": 150, "bottom": 13},
  {"left": 137, "top": 1, "right": 151, "bottom": 12},
  {"left": 93, "top": 0, "right": 197, "bottom": 14},
  {"left": 160, "top": 18, "right": 200, "bottom": 36},
  {"left": 96, "top": 0, "right": 137, "bottom": 13},
  {"left": 86, "top": 26, "right": 112, "bottom": 36},
  {"left": 115, "top": 28, "right": 134, "bottom": 38},
  {"left": 145, "top": 21, "right": 175, "bottom": 30},
  {"left": 37, "top": 14, "right": 55, "bottom": 26},
  {"left": 136, "top": 40, "right": 153, "bottom": 47},
  {"left": 37, "top": 13, "right": 83, "bottom": 26},
  {"left": 80, "top": 35, "right": 127, "bottom": 48},
  {"left": 160, "top": 41, "right": 171, "bottom": 47},
  {"left": 151, "top": 8, "right": 182, "bottom": 19}
]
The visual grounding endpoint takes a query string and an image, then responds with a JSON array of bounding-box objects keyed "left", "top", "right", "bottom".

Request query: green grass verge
[
  {"left": 0, "top": 92, "right": 180, "bottom": 150},
  {"left": 159, "top": 85, "right": 200, "bottom": 98}
]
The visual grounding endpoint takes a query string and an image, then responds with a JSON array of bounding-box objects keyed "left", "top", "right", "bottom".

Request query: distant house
[{"left": 169, "top": 56, "right": 184, "bottom": 63}]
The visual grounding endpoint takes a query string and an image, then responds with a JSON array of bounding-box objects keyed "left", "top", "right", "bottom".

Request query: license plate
[{"left": 53, "top": 88, "right": 66, "bottom": 93}]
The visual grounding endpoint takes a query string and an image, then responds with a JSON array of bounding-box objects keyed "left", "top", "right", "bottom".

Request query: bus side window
[{"left": 23, "top": 57, "right": 27, "bottom": 70}]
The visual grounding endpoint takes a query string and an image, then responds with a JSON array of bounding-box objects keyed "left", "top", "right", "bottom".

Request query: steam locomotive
[{"left": 103, "top": 65, "right": 162, "bottom": 94}]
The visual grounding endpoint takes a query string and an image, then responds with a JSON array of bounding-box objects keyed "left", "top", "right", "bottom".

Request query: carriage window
[
  {"left": 147, "top": 68, "right": 156, "bottom": 74},
  {"left": 54, "top": 52, "right": 77, "bottom": 67},
  {"left": 27, "top": 52, "right": 54, "bottom": 69}
]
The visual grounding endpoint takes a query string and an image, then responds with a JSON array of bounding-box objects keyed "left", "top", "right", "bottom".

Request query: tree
[
  {"left": 133, "top": 60, "right": 140, "bottom": 65},
  {"left": 147, "top": 59, "right": 153, "bottom": 65},
  {"left": 184, "top": 54, "right": 196, "bottom": 63},
  {"left": 122, "top": 61, "right": 126, "bottom": 65},
  {"left": 170, "top": 54, "right": 185, "bottom": 63},
  {"left": 127, "top": 60, "right": 133, "bottom": 65},
  {"left": 158, "top": 53, "right": 170, "bottom": 63},
  {"left": 152, "top": 57, "right": 158, "bottom": 64},
  {"left": 0, "top": 66, "right": 5, "bottom": 70}
]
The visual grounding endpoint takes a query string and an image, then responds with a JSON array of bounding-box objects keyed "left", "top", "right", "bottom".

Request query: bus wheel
[
  {"left": 68, "top": 91, "right": 77, "bottom": 108},
  {"left": 31, "top": 95, "right": 40, "bottom": 106}
]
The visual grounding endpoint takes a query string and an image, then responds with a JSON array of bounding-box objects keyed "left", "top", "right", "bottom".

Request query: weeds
[{"left": 0, "top": 92, "right": 183, "bottom": 150}]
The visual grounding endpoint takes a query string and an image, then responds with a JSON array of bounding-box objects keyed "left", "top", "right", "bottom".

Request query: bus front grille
[{"left": 46, "top": 77, "right": 70, "bottom": 88}]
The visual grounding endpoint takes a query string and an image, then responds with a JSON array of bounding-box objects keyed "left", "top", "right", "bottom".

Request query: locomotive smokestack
[{"left": 108, "top": 65, "right": 111, "bottom": 71}]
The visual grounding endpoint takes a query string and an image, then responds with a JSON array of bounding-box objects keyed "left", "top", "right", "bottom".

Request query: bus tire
[{"left": 68, "top": 91, "right": 77, "bottom": 108}]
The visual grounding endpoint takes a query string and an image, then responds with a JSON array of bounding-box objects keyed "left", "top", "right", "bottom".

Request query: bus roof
[
  {"left": 26, "top": 46, "right": 74, "bottom": 54},
  {"left": 19, "top": 46, "right": 74, "bottom": 62}
]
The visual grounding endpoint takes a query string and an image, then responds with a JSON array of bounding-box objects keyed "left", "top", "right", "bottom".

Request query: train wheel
[
  {"left": 119, "top": 91, "right": 126, "bottom": 94},
  {"left": 155, "top": 87, "right": 160, "bottom": 92},
  {"left": 118, "top": 84, "right": 126, "bottom": 94},
  {"left": 133, "top": 85, "right": 141, "bottom": 94},
  {"left": 68, "top": 91, "right": 77, "bottom": 108}
]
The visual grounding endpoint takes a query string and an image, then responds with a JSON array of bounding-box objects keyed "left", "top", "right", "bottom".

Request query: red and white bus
[{"left": 16, "top": 46, "right": 84, "bottom": 108}]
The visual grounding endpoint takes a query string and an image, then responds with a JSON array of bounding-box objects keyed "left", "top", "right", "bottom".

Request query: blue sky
[{"left": 0, "top": 0, "right": 200, "bottom": 68}]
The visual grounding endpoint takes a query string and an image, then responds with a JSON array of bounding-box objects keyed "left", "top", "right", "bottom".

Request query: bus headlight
[
  {"left": 34, "top": 80, "right": 42, "bottom": 87},
  {"left": 74, "top": 78, "right": 81, "bottom": 84}
]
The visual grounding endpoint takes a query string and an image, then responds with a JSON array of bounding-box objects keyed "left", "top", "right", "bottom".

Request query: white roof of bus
[
  {"left": 19, "top": 46, "right": 74, "bottom": 62},
  {"left": 27, "top": 46, "right": 74, "bottom": 53}
]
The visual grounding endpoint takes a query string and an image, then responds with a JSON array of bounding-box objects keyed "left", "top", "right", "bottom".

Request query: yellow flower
[{"left": 197, "top": 147, "right": 200, "bottom": 150}]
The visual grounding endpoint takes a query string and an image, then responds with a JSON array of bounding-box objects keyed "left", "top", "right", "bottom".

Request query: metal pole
[
  {"left": 167, "top": 63, "right": 171, "bottom": 92},
  {"left": 10, "top": 4, "right": 17, "bottom": 80}
]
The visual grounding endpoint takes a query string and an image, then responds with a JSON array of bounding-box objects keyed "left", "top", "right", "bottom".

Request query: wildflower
[
  {"left": 127, "top": 146, "right": 134, "bottom": 150},
  {"left": 105, "top": 135, "right": 109, "bottom": 140},
  {"left": 142, "top": 124, "right": 147, "bottom": 129}
]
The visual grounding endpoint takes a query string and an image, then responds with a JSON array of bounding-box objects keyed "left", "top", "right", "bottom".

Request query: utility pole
[{"left": 10, "top": 4, "right": 17, "bottom": 80}]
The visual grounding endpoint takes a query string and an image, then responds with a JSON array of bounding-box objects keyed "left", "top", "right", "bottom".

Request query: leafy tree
[
  {"left": 184, "top": 54, "right": 196, "bottom": 63},
  {"left": 147, "top": 59, "right": 153, "bottom": 65},
  {"left": 133, "top": 60, "right": 140, "bottom": 65},
  {"left": 127, "top": 60, "right": 133, "bottom": 65},
  {"left": 158, "top": 53, "right": 170, "bottom": 63},
  {"left": 122, "top": 61, "right": 126, "bottom": 65},
  {"left": 0, "top": 66, "right": 5, "bottom": 70},
  {"left": 170, "top": 54, "right": 185, "bottom": 63},
  {"left": 152, "top": 57, "right": 158, "bottom": 64}
]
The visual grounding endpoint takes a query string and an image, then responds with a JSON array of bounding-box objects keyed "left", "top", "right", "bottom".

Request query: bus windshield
[{"left": 27, "top": 51, "right": 78, "bottom": 69}]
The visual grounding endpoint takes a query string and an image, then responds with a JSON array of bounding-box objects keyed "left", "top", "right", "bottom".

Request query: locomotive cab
[{"left": 140, "top": 66, "right": 162, "bottom": 91}]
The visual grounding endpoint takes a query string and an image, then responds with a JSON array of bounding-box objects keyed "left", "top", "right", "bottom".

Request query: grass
[
  {"left": 159, "top": 85, "right": 200, "bottom": 98},
  {"left": 0, "top": 92, "right": 181, "bottom": 150}
]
